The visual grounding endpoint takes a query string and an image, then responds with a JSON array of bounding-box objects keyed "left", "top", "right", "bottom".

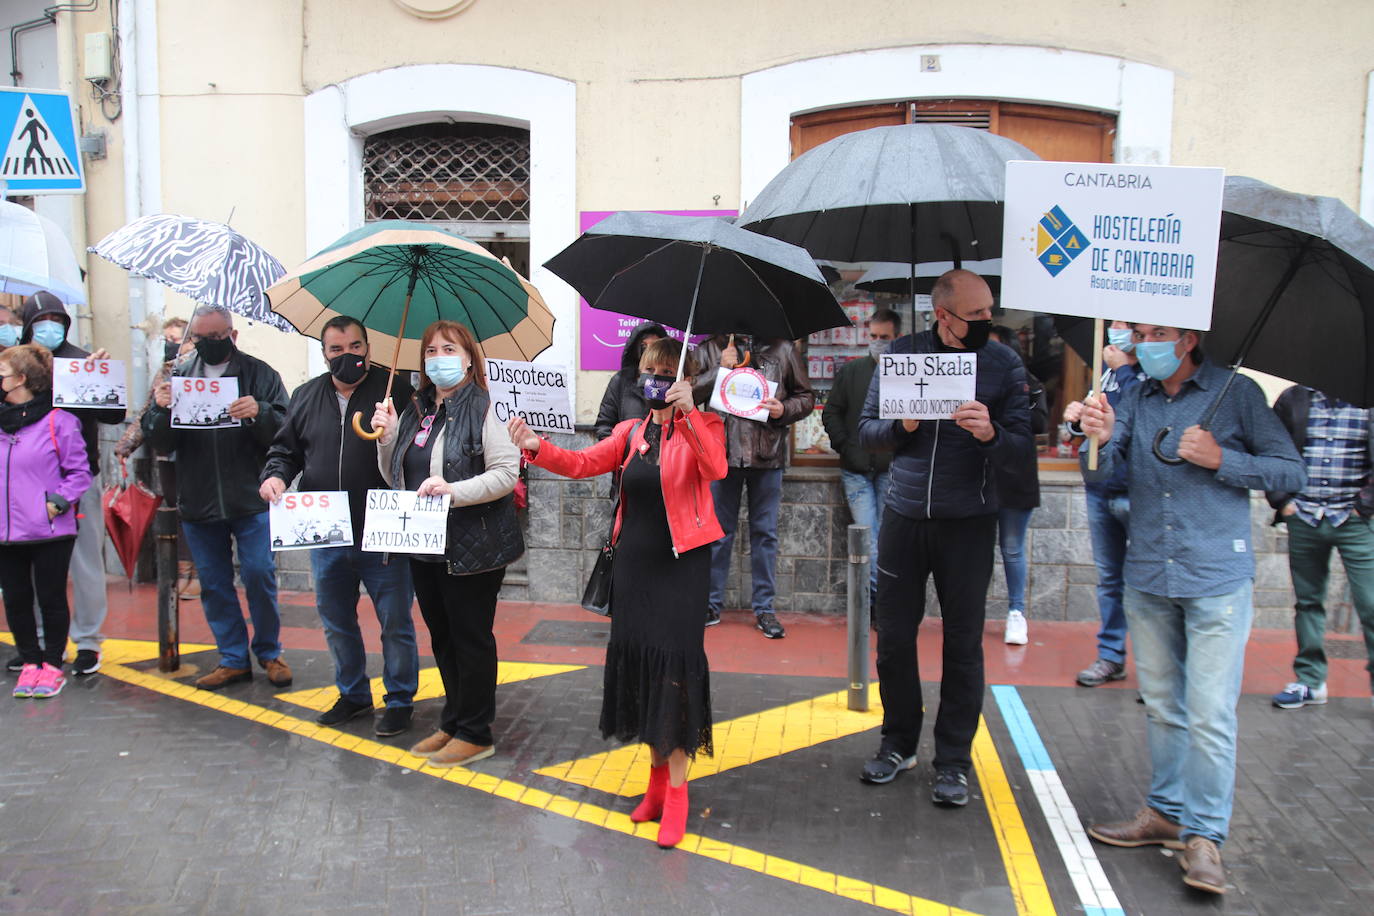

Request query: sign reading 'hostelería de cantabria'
[{"left": 1001, "top": 161, "right": 1224, "bottom": 329}]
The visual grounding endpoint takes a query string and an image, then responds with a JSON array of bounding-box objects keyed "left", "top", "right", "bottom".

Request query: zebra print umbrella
[{"left": 89, "top": 213, "right": 293, "bottom": 332}]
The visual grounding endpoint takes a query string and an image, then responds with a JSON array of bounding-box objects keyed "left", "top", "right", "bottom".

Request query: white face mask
[{"left": 868, "top": 339, "right": 890, "bottom": 361}]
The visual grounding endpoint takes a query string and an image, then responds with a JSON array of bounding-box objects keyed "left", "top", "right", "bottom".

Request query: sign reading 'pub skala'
[
  {"left": 877, "top": 352, "right": 978, "bottom": 421},
  {"left": 1001, "top": 161, "right": 1224, "bottom": 329}
]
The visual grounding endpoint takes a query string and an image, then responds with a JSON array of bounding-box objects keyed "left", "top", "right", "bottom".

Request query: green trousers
[{"left": 1285, "top": 516, "right": 1374, "bottom": 689}]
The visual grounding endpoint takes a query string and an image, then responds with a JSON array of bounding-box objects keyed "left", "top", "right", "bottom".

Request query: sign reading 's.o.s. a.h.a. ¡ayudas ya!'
[{"left": 1000, "top": 161, "right": 1224, "bottom": 330}]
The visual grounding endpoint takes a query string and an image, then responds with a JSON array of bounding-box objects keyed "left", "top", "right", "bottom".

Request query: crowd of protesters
[{"left": 5, "top": 268, "right": 1374, "bottom": 876}]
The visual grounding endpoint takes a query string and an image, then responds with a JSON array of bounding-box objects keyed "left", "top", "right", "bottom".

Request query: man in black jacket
[
  {"left": 856, "top": 270, "right": 1032, "bottom": 807},
  {"left": 260, "top": 316, "right": 419, "bottom": 736},
  {"left": 144, "top": 305, "right": 292, "bottom": 691},
  {"left": 18, "top": 291, "right": 125, "bottom": 676}
]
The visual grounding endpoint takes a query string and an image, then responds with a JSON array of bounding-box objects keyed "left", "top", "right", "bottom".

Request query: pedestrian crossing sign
[{"left": 0, "top": 87, "right": 84, "bottom": 194}]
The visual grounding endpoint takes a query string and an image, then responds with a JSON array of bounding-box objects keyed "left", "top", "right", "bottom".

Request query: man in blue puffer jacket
[{"left": 856, "top": 269, "right": 1032, "bottom": 808}]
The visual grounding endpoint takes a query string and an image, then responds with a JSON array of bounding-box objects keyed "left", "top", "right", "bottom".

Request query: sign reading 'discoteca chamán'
[{"left": 1001, "top": 161, "right": 1224, "bottom": 329}]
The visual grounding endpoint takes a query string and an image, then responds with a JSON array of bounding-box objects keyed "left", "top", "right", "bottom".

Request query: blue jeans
[
  {"left": 840, "top": 469, "right": 890, "bottom": 594},
  {"left": 1124, "top": 581, "right": 1253, "bottom": 846},
  {"left": 1085, "top": 490, "right": 1131, "bottom": 664},
  {"left": 181, "top": 511, "right": 282, "bottom": 670},
  {"left": 709, "top": 467, "right": 784, "bottom": 617},
  {"left": 310, "top": 545, "right": 419, "bottom": 708},
  {"left": 996, "top": 506, "right": 1033, "bottom": 613}
]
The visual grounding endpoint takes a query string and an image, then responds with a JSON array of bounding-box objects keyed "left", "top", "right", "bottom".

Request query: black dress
[{"left": 600, "top": 421, "right": 713, "bottom": 757}]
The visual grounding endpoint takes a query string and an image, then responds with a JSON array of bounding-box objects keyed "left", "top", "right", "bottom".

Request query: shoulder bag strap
[{"left": 605, "top": 420, "right": 643, "bottom": 543}]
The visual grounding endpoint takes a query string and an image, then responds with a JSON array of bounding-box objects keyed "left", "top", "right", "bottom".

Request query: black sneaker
[
  {"left": 755, "top": 612, "right": 785, "bottom": 639},
  {"left": 72, "top": 649, "right": 101, "bottom": 676},
  {"left": 859, "top": 747, "right": 918, "bottom": 784},
  {"left": 374, "top": 706, "right": 413, "bottom": 738},
  {"left": 932, "top": 768, "right": 970, "bottom": 807},
  {"left": 705, "top": 608, "right": 721, "bottom": 628},
  {"left": 316, "top": 697, "right": 373, "bottom": 727},
  {"left": 5, "top": 654, "right": 22, "bottom": 673}
]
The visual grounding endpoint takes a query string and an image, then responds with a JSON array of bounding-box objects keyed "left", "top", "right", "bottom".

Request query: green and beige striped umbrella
[{"left": 266, "top": 221, "right": 555, "bottom": 373}]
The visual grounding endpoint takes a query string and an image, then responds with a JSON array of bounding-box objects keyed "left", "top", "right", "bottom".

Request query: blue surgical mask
[
  {"left": 1106, "top": 327, "right": 1135, "bottom": 352},
  {"left": 1135, "top": 340, "right": 1184, "bottom": 380},
  {"left": 0, "top": 325, "right": 18, "bottom": 349},
  {"left": 31, "top": 319, "right": 65, "bottom": 351},
  {"left": 425, "top": 356, "right": 467, "bottom": 389}
]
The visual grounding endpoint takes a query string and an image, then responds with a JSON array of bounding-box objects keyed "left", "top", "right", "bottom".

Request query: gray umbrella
[{"left": 739, "top": 124, "right": 1038, "bottom": 265}]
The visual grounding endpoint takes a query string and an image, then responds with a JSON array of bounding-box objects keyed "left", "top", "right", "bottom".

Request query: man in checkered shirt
[{"left": 1266, "top": 386, "right": 1374, "bottom": 710}]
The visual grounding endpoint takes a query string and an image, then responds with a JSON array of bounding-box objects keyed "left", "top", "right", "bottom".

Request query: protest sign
[
  {"left": 486, "top": 358, "right": 574, "bottom": 434},
  {"left": 877, "top": 352, "right": 978, "bottom": 420},
  {"left": 1001, "top": 161, "right": 1224, "bottom": 329},
  {"left": 269, "top": 491, "right": 352, "bottom": 551},
  {"left": 52, "top": 357, "right": 126, "bottom": 409},
  {"left": 170, "top": 375, "right": 240, "bottom": 429},
  {"left": 709, "top": 367, "right": 775, "bottom": 423},
  {"left": 360, "top": 489, "right": 448, "bottom": 556}
]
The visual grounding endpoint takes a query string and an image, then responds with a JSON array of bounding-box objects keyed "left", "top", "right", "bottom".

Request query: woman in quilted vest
[
  {"left": 508, "top": 337, "right": 728, "bottom": 848},
  {"left": 373, "top": 320, "right": 523, "bottom": 768},
  {"left": 0, "top": 344, "right": 91, "bottom": 699}
]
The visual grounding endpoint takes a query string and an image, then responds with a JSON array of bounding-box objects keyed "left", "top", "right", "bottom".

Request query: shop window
[
  {"left": 362, "top": 122, "right": 531, "bottom": 275},
  {"left": 789, "top": 100, "right": 1115, "bottom": 470}
]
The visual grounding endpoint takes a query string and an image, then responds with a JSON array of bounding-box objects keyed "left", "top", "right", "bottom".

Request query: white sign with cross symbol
[
  {"left": 877, "top": 352, "right": 978, "bottom": 420},
  {"left": 360, "top": 489, "right": 448, "bottom": 555},
  {"left": 485, "top": 358, "right": 574, "bottom": 434}
]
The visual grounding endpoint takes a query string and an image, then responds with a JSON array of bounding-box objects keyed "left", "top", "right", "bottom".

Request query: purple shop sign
[{"left": 577, "top": 209, "right": 738, "bottom": 371}]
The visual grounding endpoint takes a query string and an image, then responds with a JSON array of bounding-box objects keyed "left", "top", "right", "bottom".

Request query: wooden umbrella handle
[
  {"left": 351, "top": 276, "right": 414, "bottom": 441},
  {"left": 352, "top": 411, "right": 383, "bottom": 441}
]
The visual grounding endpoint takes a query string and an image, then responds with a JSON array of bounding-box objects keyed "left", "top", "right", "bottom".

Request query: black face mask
[
  {"left": 953, "top": 317, "right": 992, "bottom": 350},
  {"left": 194, "top": 335, "right": 234, "bottom": 365},
  {"left": 328, "top": 352, "right": 368, "bottom": 385},
  {"left": 163, "top": 340, "right": 181, "bottom": 363},
  {"left": 640, "top": 372, "right": 675, "bottom": 410}
]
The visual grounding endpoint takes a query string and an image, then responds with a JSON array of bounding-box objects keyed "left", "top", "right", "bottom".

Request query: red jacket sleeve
[
  {"left": 527, "top": 419, "right": 635, "bottom": 479},
  {"left": 676, "top": 408, "right": 727, "bottom": 481}
]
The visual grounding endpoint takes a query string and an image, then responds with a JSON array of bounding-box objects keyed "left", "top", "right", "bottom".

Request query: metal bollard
[
  {"left": 155, "top": 504, "right": 180, "bottom": 672},
  {"left": 846, "top": 524, "right": 871, "bottom": 711}
]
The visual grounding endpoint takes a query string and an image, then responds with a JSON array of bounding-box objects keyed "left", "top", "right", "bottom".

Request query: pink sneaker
[
  {"left": 30, "top": 663, "right": 66, "bottom": 699},
  {"left": 12, "top": 663, "right": 40, "bottom": 698}
]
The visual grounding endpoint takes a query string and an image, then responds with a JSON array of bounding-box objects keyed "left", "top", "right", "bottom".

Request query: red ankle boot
[
  {"left": 656, "top": 781, "right": 689, "bottom": 848},
  {"left": 631, "top": 764, "right": 668, "bottom": 823}
]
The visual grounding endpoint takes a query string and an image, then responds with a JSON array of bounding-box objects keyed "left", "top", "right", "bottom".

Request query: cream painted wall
[{"left": 69, "top": 0, "right": 1373, "bottom": 417}]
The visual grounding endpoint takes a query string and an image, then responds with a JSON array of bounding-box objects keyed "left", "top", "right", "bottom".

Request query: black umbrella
[
  {"left": 739, "top": 124, "right": 1038, "bottom": 324},
  {"left": 856, "top": 259, "right": 1003, "bottom": 297},
  {"left": 1060, "top": 176, "right": 1374, "bottom": 462},
  {"left": 544, "top": 211, "right": 848, "bottom": 377}
]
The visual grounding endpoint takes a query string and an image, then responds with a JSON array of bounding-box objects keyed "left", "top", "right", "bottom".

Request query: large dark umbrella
[
  {"left": 544, "top": 211, "right": 848, "bottom": 377},
  {"left": 739, "top": 124, "right": 1038, "bottom": 324},
  {"left": 856, "top": 259, "right": 1002, "bottom": 297},
  {"left": 1058, "top": 176, "right": 1374, "bottom": 461}
]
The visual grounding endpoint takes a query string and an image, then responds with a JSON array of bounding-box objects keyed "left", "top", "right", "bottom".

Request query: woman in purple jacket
[{"left": 0, "top": 344, "right": 91, "bottom": 699}]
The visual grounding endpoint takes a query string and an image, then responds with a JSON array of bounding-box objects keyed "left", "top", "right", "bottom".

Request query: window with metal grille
[{"left": 363, "top": 123, "right": 531, "bottom": 223}]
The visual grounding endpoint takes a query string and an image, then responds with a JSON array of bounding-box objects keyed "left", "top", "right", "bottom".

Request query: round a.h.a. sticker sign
[{"left": 711, "top": 366, "right": 774, "bottom": 422}]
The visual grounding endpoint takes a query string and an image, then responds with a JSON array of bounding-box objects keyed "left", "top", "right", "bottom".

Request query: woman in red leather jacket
[{"left": 508, "top": 337, "right": 726, "bottom": 849}]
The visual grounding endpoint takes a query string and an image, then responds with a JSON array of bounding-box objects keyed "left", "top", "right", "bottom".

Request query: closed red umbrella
[{"left": 103, "top": 458, "right": 161, "bottom": 584}]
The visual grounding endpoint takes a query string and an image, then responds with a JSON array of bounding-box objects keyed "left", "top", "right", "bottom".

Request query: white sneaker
[{"left": 1005, "top": 610, "right": 1028, "bottom": 645}]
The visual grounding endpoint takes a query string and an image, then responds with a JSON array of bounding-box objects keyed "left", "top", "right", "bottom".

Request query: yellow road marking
[
  {"left": 972, "top": 720, "right": 1057, "bottom": 916},
  {"left": 274, "top": 660, "right": 587, "bottom": 712},
  {"left": 81, "top": 654, "right": 982, "bottom": 916},
  {"left": 536, "top": 683, "right": 884, "bottom": 795}
]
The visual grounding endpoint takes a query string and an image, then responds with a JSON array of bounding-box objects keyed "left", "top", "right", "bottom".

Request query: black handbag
[{"left": 581, "top": 421, "right": 642, "bottom": 616}]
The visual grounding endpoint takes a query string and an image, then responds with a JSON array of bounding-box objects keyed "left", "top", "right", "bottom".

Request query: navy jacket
[{"left": 859, "top": 330, "right": 1031, "bottom": 520}]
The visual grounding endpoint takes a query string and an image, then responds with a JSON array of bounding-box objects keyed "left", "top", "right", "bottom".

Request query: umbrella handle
[
  {"left": 352, "top": 411, "right": 384, "bottom": 441},
  {"left": 727, "top": 333, "right": 751, "bottom": 368}
]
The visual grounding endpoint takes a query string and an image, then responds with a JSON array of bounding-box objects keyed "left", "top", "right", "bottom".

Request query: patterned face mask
[{"left": 413, "top": 413, "right": 436, "bottom": 448}]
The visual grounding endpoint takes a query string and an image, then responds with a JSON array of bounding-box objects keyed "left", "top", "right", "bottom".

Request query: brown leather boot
[
  {"left": 177, "top": 561, "right": 201, "bottom": 599},
  {"left": 263, "top": 657, "right": 293, "bottom": 687},
  {"left": 1179, "top": 835, "right": 1226, "bottom": 894},
  {"left": 1087, "top": 807, "right": 1184, "bottom": 849},
  {"left": 196, "top": 666, "right": 251, "bottom": 690},
  {"left": 426, "top": 738, "right": 494, "bottom": 768},
  {"left": 408, "top": 729, "right": 453, "bottom": 757}
]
